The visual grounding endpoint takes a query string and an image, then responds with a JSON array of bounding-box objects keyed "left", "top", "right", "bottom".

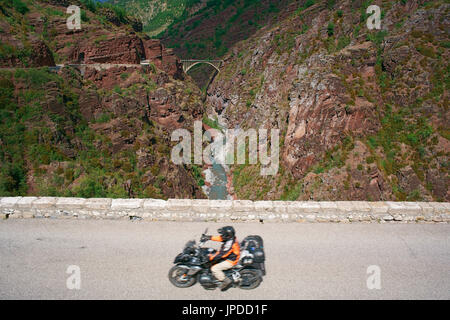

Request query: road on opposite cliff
[{"left": 0, "top": 220, "right": 449, "bottom": 300}]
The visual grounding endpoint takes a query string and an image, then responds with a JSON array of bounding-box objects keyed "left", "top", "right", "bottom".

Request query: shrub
[
  {"left": 366, "top": 156, "right": 375, "bottom": 164},
  {"left": 337, "top": 36, "right": 350, "bottom": 50},
  {"left": 366, "top": 31, "right": 388, "bottom": 46},
  {"left": 64, "top": 169, "right": 74, "bottom": 182},
  {"left": 44, "top": 8, "right": 64, "bottom": 17},
  {"left": 191, "top": 164, "right": 205, "bottom": 187},
  {"left": 407, "top": 189, "right": 421, "bottom": 201},
  {"left": 202, "top": 115, "right": 222, "bottom": 130},
  {"left": 12, "top": 0, "right": 29, "bottom": 15},
  {"left": 0, "top": 162, "right": 27, "bottom": 195},
  {"left": 281, "top": 182, "right": 303, "bottom": 201},
  {"left": 416, "top": 45, "right": 436, "bottom": 58},
  {"left": 353, "top": 25, "right": 361, "bottom": 37},
  {"left": 81, "top": 10, "right": 89, "bottom": 22},
  {"left": 75, "top": 176, "right": 106, "bottom": 198},
  {"left": 313, "top": 165, "right": 324, "bottom": 174},
  {"left": 327, "top": 22, "right": 335, "bottom": 36},
  {"left": 304, "top": 0, "right": 316, "bottom": 9},
  {"left": 327, "top": 0, "right": 336, "bottom": 10},
  {"left": 79, "top": 0, "right": 97, "bottom": 13},
  {"left": 113, "top": 85, "right": 122, "bottom": 94},
  {"left": 14, "top": 68, "right": 59, "bottom": 88},
  {"left": 95, "top": 113, "right": 111, "bottom": 123},
  {"left": 0, "top": 44, "right": 15, "bottom": 59}
]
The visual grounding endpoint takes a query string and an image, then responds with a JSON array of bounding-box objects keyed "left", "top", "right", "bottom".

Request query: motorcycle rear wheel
[
  {"left": 239, "top": 269, "right": 262, "bottom": 290},
  {"left": 168, "top": 265, "right": 197, "bottom": 288}
]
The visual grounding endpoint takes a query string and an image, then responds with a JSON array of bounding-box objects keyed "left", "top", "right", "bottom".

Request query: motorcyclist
[{"left": 201, "top": 226, "right": 240, "bottom": 291}]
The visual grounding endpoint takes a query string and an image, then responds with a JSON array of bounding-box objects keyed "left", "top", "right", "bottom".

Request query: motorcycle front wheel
[
  {"left": 239, "top": 269, "right": 262, "bottom": 290},
  {"left": 168, "top": 265, "right": 197, "bottom": 288}
]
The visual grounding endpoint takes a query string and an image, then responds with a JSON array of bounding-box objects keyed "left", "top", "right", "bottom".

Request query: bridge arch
[{"left": 181, "top": 60, "right": 223, "bottom": 74}]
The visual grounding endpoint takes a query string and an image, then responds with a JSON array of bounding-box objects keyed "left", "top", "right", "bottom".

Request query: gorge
[{"left": 0, "top": 0, "right": 448, "bottom": 202}]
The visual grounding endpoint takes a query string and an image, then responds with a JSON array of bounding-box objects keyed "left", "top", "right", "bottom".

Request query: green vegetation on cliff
[
  {"left": 0, "top": 68, "right": 144, "bottom": 197},
  {"left": 110, "top": 0, "right": 202, "bottom": 35}
]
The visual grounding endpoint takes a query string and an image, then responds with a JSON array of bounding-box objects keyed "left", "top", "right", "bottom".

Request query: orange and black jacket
[{"left": 209, "top": 236, "right": 240, "bottom": 265}]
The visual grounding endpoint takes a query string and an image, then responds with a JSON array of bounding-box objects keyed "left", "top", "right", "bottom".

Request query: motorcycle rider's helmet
[{"left": 218, "top": 226, "right": 235, "bottom": 241}]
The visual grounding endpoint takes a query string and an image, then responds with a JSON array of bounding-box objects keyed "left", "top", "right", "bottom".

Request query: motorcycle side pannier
[
  {"left": 241, "top": 235, "right": 265, "bottom": 263},
  {"left": 253, "top": 248, "right": 265, "bottom": 263}
]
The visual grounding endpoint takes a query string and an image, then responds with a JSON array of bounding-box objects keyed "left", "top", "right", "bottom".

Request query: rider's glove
[{"left": 201, "top": 235, "right": 211, "bottom": 242}]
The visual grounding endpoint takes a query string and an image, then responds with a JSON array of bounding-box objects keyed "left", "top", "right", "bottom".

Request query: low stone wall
[{"left": 1, "top": 197, "right": 449, "bottom": 223}]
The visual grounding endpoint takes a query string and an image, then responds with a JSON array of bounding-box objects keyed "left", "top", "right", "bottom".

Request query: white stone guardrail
[{"left": 1, "top": 197, "right": 449, "bottom": 223}]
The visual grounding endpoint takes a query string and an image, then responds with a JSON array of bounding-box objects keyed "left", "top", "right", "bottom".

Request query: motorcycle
[{"left": 168, "top": 228, "right": 266, "bottom": 290}]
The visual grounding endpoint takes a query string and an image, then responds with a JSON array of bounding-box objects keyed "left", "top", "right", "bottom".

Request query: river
[{"left": 201, "top": 114, "right": 233, "bottom": 200}]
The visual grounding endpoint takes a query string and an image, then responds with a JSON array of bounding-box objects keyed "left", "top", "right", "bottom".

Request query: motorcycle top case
[{"left": 241, "top": 235, "right": 265, "bottom": 263}]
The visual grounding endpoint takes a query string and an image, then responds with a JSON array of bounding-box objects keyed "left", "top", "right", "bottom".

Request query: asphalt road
[{"left": 0, "top": 220, "right": 449, "bottom": 299}]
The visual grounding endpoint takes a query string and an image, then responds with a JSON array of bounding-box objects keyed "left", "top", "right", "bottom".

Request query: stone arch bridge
[{"left": 181, "top": 60, "right": 224, "bottom": 73}]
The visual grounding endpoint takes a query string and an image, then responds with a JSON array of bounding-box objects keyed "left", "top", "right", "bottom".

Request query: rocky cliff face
[
  {"left": 5, "top": 0, "right": 184, "bottom": 78},
  {"left": 206, "top": 0, "right": 449, "bottom": 201},
  {"left": 0, "top": 0, "right": 205, "bottom": 199}
]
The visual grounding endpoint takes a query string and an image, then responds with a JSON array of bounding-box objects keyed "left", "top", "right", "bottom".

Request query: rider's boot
[{"left": 220, "top": 277, "right": 232, "bottom": 291}]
